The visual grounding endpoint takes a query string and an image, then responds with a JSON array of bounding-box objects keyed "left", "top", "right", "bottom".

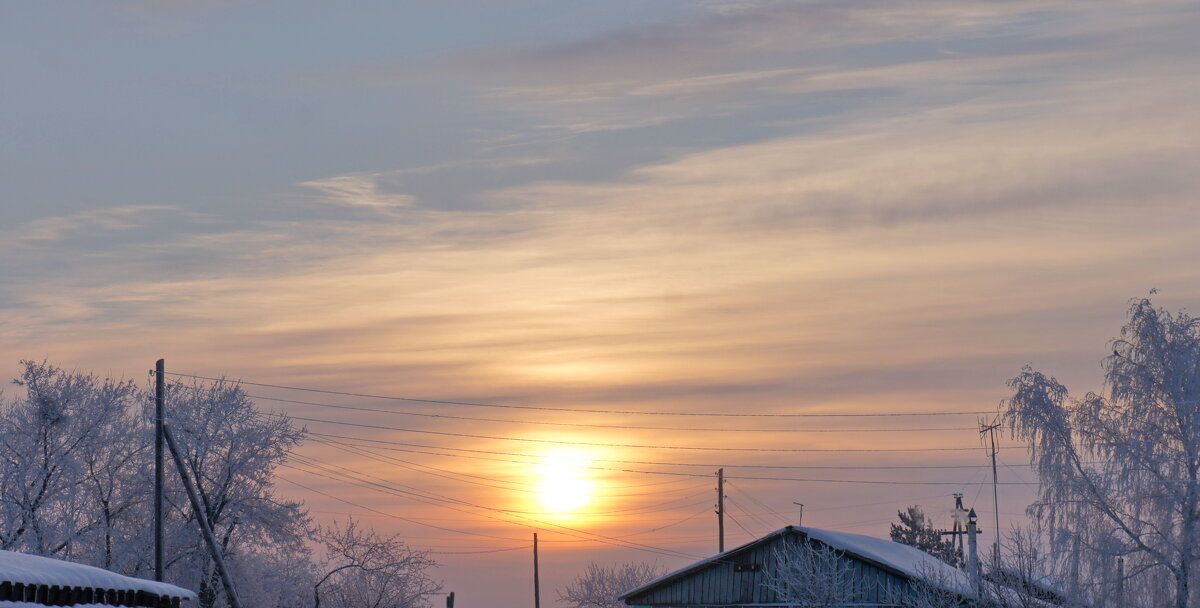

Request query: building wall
[{"left": 625, "top": 532, "right": 913, "bottom": 607}]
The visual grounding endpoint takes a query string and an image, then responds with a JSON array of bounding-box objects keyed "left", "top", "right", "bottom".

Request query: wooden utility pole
[
  {"left": 154, "top": 358, "right": 165, "bottom": 582},
  {"left": 980, "top": 418, "right": 1002, "bottom": 567},
  {"left": 716, "top": 469, "right": 725, "bottom": 553},
  {"left": 162, "top": 423, "right": 244, "bottom": 608},
  {"left": 533, "top": 532, "right": 540, "bottom": 608},
  {"left": 940, "top": 494, "right": 967, "bottom": 564}
]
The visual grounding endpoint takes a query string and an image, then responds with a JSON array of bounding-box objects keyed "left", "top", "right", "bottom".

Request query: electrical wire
[
  {"left": 165, "top": 371, "right": 995, "bottom": 418},
  {"left": 726, "top": 479, "right": 792, "bottom": 527},
  {"left": 283, "top": 451, "right": 707, "bottom": 559},
  {"left": 312, "top": 432, "right": 1019, "bottom": 469},
  {"left": 304, "top": 433, "right": 1037, "bottom": 484},
  {"left": 290, "top": 415, "right": 1024, "bottom": 453},
  {"left": 248, "top": 393, "right": 977, "bottom": 433}
]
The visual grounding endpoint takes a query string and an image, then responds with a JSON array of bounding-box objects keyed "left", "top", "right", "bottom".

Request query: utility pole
[
  {"left": 940, "top": 494, "right": 967, "bottom": 565},
  {"left": 154, "top": 358, "right": 165, "bottom": 582},
  {"left": 162, "top": 423, "right": 243, "bottom": 608},
  {"left": 533, "top": 532, "right": 540, "bottom": 608},
  {"left": 446, "top": 591, "right": 455, "bottom": 608},
  {"left": 716, "top": 469, "right": 725, "bottom": 553},
  {"left": 980, "top": 418, "right": 1002, "bottom": 568}
]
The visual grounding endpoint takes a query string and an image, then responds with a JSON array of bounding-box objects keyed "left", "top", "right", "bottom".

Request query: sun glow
[{"left": 534, "top": 449, "right": 596, "bottom": 517}]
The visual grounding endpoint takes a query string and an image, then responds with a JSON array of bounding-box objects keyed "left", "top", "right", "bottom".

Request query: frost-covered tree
[
  {"left": 763, "top": 541, "right": 867, "bottom": 607},
  {"left": 1005, "top": 296, "right": 1200, "bottom": 608},
  {"left": 0, "top": 360, "right": 144, "bottom": 562},
  {"left": 890, "top": 506, "right": 960, "bottom": 567},
  {"left": 159, "top": 377, "right": 310, "bottom": 608},
  {"left": 558, "top": 561, "right": 665, "bottom": 608},
  {"left": 315, "top": 518, "right": 440, "bottom": 608},
  {"left": 893, "top": 561, "right": 969, "bottom": 608},
  {"left": 977, "top": 527, "right": 1085, "bottom": 608},
  {"left": 0, "top": 363, "right": 438, "bottom": 608}
]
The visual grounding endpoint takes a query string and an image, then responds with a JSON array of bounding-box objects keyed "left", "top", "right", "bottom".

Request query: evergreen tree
[{"left": 890, "top": 506, "right": 960, "bottom": 566}]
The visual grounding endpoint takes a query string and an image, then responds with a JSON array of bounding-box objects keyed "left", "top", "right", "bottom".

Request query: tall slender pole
[
  {"left": 533, "top": 532, "right": 540, "bottom": 608},
  {"left": 154, "top": 358, "right": 165, "bottom": 582},
  {"left": 162, "top": 423, "right": 244, "bottom": 608},
  {"left": 980, "top": 419, "right": 1002, "bottom": 567},
  {"left": 716, "top": 468, "right": 725, "bottom": 553}
]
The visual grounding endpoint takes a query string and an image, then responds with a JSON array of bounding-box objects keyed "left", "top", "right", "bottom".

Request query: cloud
[
  {"left": 299, "top": 174, "right": 415, "bottom": 209},
  {"left": 4, "top": 205, "right": 177, "bottom": 243}
]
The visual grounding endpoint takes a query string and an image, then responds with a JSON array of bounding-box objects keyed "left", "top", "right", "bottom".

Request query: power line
[
  {"left": 304, "top": 437, "right": 1034, "bottom": 487},
  {"left": 291, "top": 415, "right": 1024, "bottom": 453},
  {"left": 725, "top": 496, "right": 771, "bottom": 536},
  {"left": 310, "top": 432, "right": 1027, "bottom": 470},
  {"left": 291, "top": 451, "right": 714, "bottom": 517},
  {"left": 725, "top": 508, "right": 760, "bottom": 539},
  {"left": 276, "top": 474, "right": 527, "bottom": 542},
  {"left": 428, "top": 546, "right": 532, "bottom": 555},
  {"left": 311, "top": 436, "right": 716, "bottom": 500},
  {"left": 250, "top": 393, "right": 977, "bottom": 433},
  {"left": 287, "top": 458, "right": 705, "bottom": 560},
  {"left": 726, "top": 479, "right": 792, "bottom": 527},
  {"left": 312, "top": 436, "right": 1032, "bottom": 472},
  {"left": 166, "top": 372, "right": 994, "bottom": 418}
]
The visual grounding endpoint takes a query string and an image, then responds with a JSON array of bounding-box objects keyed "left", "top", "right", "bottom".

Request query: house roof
[
  {"left": 620, "top": 526, "right": 971, "bottom": 601},
  {"left": 0, "top": 550, "right": 195, "bottom": 600}
]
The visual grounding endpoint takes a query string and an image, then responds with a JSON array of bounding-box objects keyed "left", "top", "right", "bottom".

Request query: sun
[{"left": 534, "top": 449, "right": 595, "bottom": 517}]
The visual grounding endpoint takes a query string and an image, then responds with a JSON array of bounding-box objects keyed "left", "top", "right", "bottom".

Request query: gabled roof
[
  {"left": 620, "top": 526, "right": 971, "bottom": 601},
  {"left": 0, "top": 550, "right": 195, "bottom": 601}
]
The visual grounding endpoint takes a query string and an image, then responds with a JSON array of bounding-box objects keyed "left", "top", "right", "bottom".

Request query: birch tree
[{"left": 1004, "top": 296, "right": 1200, "bottom": 608}]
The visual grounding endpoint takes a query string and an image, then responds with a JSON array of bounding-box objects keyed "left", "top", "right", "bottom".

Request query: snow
[
  {"left": 0, "top": 604, "right": 130, "bottom": 608},
  {"left": 798, "top": 527, "right": 973, "bottom": 595},
  {"left": 620, "top": 526, "right": 975, "bottom": 602},
  {"left": 0, "top": 550, "right": 195, "bottom": 600}
]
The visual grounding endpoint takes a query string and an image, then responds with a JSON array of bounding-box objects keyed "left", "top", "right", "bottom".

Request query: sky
[{"left": 2, "top": 1, "right": 1199, "bottom": 606}]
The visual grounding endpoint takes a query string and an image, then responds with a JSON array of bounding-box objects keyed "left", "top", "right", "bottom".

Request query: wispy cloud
[
  {"left": 300, "top": 174, "right": 415, "bottom": 209},
  {"left": 5, "top": 205, "right": 176, "bottom": 243}
]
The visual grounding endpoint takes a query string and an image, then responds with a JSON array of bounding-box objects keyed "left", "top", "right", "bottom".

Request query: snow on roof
[
  {"left": 620, "top": 526, "right": 974, "bottom": 601},
  {"left": 798, "top": 527, "right": 972, "bottom": 595},
  {"left": 0, "top": 550, "right": 195, "bottom": 600}
]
